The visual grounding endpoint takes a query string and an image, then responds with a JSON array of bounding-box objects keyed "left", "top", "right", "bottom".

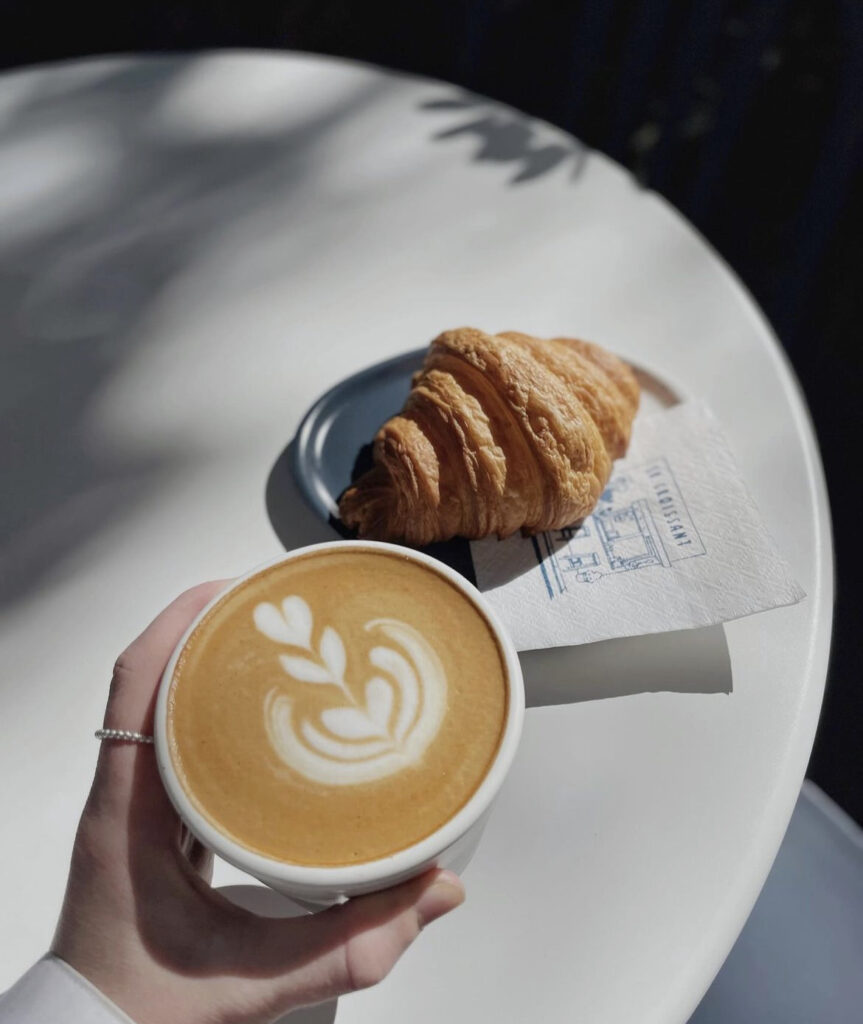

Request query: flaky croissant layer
[{"left": 339, "top": 327, "right": 640, "bottom": 545}]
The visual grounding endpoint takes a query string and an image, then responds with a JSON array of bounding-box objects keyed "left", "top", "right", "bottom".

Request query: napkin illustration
[{"left": 470, "top": 401, "right": 805, "bottom": 651}]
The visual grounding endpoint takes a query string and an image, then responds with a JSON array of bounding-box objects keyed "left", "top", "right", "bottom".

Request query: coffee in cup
[{"left": 163, "top": 545, "right": 511, "bottom": 868}]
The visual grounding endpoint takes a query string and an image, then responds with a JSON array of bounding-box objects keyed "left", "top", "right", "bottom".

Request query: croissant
[{"left": 339, "top": 327, "right": 640, "bottom": 546}]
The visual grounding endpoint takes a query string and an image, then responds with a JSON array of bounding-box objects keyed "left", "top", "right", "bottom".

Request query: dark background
[{"left": 2, "top": 1, "right": 860, "bottom": 820}]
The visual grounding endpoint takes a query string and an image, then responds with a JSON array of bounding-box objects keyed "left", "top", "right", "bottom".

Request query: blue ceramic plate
[{"left": 292, "top": 347, "right": 426, "bottom": 523}]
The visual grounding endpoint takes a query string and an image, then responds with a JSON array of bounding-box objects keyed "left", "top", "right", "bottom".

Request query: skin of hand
[{"left": 51, "top": 582, "right": 465, "bottom": 1024}]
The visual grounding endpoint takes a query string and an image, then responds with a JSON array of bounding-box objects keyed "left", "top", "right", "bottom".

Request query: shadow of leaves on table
[
  {"left": 420, "top": 92, "right": 587, "bottom": 184},
  {"left": 0, "top": 55, "right": 385, "bottom": 611}
]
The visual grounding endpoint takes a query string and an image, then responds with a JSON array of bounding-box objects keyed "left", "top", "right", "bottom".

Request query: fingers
[
  {"left": 311, "top": 870, "right": 465, "bottom": 994},
  {"left": 104, "top": 580, "right": 231, "bottom": 734},
  {"left": 253, "top": 870, "right": 465, "bottom": 1008},
  {"left": 87, "top": 580, "right": 231, "bottom": 837}
]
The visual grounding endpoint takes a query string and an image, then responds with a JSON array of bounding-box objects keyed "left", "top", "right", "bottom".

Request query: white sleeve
[{"left": 0, "top": 955, "right": 135, "bottom": 1023}]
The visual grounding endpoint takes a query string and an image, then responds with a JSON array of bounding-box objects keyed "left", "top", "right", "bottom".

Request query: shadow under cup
[{"left": 154, "top": 541, "right": 525, "bottom": 906}]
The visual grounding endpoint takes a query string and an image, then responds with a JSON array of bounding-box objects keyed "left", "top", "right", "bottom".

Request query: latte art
[{"left": 254, "top": 597, "right": 447, "bottom": 784}]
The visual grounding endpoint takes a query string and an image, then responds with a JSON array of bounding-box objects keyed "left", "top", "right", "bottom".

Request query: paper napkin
[{"left": 470, "top": 401, "right": 805, "bottom": 651}]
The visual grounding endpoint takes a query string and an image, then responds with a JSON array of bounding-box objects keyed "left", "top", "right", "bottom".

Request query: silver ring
[{"left": 95, "top": 728, "right": 154, "bottom": 745}]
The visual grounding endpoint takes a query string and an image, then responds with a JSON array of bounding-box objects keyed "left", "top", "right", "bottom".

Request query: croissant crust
[{"left": 339, "top": 327, "right": 639, "bottom": 545}]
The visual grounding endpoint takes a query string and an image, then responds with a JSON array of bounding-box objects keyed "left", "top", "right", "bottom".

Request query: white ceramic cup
[{"left": 155, "top": 540, "right": 525, "bottom": 906}]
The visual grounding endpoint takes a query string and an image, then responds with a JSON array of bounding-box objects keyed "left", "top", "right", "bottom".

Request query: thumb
[{"left": 252, "top": 870, "right": 465, "bottom": 1009}]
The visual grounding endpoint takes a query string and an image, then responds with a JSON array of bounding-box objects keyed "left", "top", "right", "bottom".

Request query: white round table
[{"left": 0, "top": 53, "right": 833, "bottom": 1023}]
